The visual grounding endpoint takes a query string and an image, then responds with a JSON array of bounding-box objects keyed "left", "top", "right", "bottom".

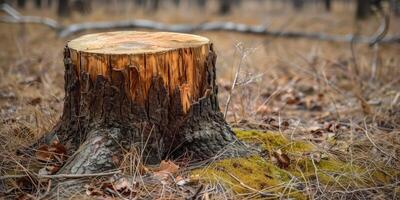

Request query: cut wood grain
[{"left": 26, "top": 31, "right": 249, "bottom": 175}]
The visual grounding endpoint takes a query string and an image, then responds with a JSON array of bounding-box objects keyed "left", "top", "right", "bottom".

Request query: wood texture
[{"left": 32, "top": 31, "right": 248, "bottom": 174}]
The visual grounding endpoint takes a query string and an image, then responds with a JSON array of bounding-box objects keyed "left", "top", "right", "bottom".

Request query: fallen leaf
[
  {"left": 311, "top": 152, "right": 321, "bottom": 163},
  {"left": 35, "top": 145, "right": 52, "bottom": 162},
  {"left": 273, "top": 149, "right": 290, "bottom": 169},
  {"left": 282, "top": 93, "right": 299, "bottom": 105},
  {"left": 46, "top": 165, "right": 61, "bottom": 174},
  {"left": 256, "top": 105, "right": 269, "bottom": 116},
  {"left": 16, "top": 193, "right": 35, "bottom": 200},
  {"left": 112, "top": 177, "right": 136, "bottom": 195},
  {"left": 38, "top": 167, "right": 51, "bottom": 176},
  {"left": 19, "top": 76, "right": 41, "bottom": 85},
  {"left": 85, "top": 184, "right": 104, "bottom": 197},
  {"left": 157, "top": 160, "right": 179, "bottom": 174},
  {"left": 153, "top": 160, "right": 180, "bottom": 183},
  {"left": 175, "top": 175, "right": 189, "bottom": 186},
  {"left": 308, "top": 126, "right": 324, "bottom": 137},
  {"left": 153, "top": 171, "right": 170, "bottom": 184},
  {"left": 35, "top": 140, "right": 67, "bottom": 163},
  {"left": 28, "top": 97, "right": 41, "bottom": 106},
  {"left": 138, "top": 163, "right": 150, "bottom": 175}
]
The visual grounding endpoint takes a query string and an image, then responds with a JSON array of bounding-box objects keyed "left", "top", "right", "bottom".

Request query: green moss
[
  {"left": 234, "top": 129, "right": 314, "bottom": 153},
  {"left": 192, "top": 156, "right": 306, "bottom": 199},
  {"left": 190, "top": 129, "right": 397, "bottom": 199}
]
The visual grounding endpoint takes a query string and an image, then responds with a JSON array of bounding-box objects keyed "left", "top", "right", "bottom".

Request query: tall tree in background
[
  {"left": 149, "top": 0, "right": 159, "bottom": 11},
  {"left": 35, "top": 0, "right": 42, "bottom": 8},
  {"left": 356, "top": 0, "right": 371, "bottom": 19},
  {"left": 292, "top": 0, "right": 304, "bottom": 10},
  {"left": 73, "top": 0, "right": 91, "bottom": 14},
  {"left": 134, "top": 0, "right": 144, "bottom": 7},
  {"left": 391, "top": 0, "right": 400, "bottom": 15},
  {"left": 57, "top": 0, "right": 70, "bottom": 17},
  {"left": 47, "top": 0, "right": 53, "bottom": 8},
  {"left": 197, "top": 0, "right": 206, "bottom": 8},
  {"left": 325, "top": 0, "right": 331, "bottom": 11},
  {"left": 219, "top": 0, "right": 231, "bottom": 15},
  {"left": 17, "top": 0, "right": 26, "bottom": 8},
  {"left": 134, "top": 0, "right": 159, "bottom": 11},
  {"left": 172, "top": 0, "right": 180, "bottom": 7}
]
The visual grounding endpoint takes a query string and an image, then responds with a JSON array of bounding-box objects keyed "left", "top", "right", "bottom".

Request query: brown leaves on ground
[
  {"left": 303, "top": 121, "right": 349, "bottom": 144},
  {"left": 35, "top": 140, "right": 67, "bottom": 163},
  {"left": 85, "top": 160, "right": 201, "bottom": 199},
  {"left": 35, "top": 140, "right": 67, "bottom": 175},
  {"left": 271, "top": 149, "right": 291, "bottom": 169},
  {"left": 153, "top": 160, "right": 180, "bottom": 183},
  {"left": 86, "top": 176, "right": 138, "bottom": 199}
]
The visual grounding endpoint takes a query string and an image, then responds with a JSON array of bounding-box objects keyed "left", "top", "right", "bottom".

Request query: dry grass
[{"left": 1, "top": 1, "right": 400, "bottom": 199}]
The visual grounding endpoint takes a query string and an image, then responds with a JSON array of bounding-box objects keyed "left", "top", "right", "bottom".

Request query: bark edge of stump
[{"left": 30, "top": 31, "right": 249, "bottom": 174}]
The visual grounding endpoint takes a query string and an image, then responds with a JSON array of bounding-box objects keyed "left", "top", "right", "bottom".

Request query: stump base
[{"left": 28, "top": 32, "right": 249, "bottom": 174}]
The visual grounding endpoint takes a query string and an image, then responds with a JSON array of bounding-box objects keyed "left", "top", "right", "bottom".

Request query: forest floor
[{"left": 0, "top": 1, "right": 399, "bottom": 199}]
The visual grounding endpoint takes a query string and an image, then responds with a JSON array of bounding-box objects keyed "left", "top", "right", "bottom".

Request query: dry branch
[
  {"left": 1, "top": 3, "right": 400, "bottom": 43},
  {"left": 0, "top": 3, "right": 58, "bottom": 29}
]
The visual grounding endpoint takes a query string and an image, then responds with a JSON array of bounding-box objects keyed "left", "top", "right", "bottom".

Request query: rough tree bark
[
  {"left": 356, "top": 0, "right": 371, "bottom": 19},
  {"left": 35, "top": 31, "right": 248, "bottom": 175}
]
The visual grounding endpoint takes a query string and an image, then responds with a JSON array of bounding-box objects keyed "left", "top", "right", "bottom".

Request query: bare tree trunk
[
  {"left": 47, "top": 0, "right": 53, "bottom": 8},
  {"left": 219, "top": 0, "right": 231, "bottom": 15},
  {"left": 35, "top": 0, "right": 42, "bottom": 8},
  {"left": 356, "top": 0, "right": 371, "bottom": 19},
  {"left": 197, "top": 0, "right": 206, "bottom": 8},
  {"left": 57, "top": 0, "right": 70, "bottom": 17},
  {"left": 17, "top": 0, "right": 26, "bottom": 8},
  {"left": 134, "top": 0, "right": 144, "bottom": 7},
  {"left": 292, "top": 0, "right": 304, "bottom": 10},
  {"left": 148, "top": 0, "right": 159, "bottom": 11},
  {"left": 391, "top": 0, "right": 400, "bottom": 15},
  {"left": 171, "top": 0, "right": 179, "bottom": 7},
  {"left": 31, "top": 31, "right": 248, "bottom": 174},
  {"left": 325, "top": 0, "right": 331, "bottom": 11},
  {"left": 73, "top": 0, "right": 91, "bottom": 14}
]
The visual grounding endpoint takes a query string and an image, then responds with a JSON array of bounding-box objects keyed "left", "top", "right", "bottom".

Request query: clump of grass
[{"left": 192, "top": 130, "right": 398, "bottom": 199}]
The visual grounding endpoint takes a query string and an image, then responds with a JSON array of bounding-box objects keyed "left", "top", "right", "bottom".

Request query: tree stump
[{"left": 37, "top": 31, "right": 248, "bottom": 174}]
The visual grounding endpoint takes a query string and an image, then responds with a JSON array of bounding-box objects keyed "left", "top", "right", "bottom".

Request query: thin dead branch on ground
[{"left": 1, "top": 3, "right": 399, "bottom": 43}]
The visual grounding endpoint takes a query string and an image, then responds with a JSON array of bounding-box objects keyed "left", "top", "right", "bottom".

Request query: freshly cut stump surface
[{"left": 35, "top": 31, "right": 248, "bottom": 174}]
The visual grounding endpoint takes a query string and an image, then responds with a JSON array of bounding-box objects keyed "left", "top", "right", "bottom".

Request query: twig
[
  {"left": 188, "top": 185, "right": 204, "bottom": 200},
  {"left": 0, "top": 3, "right": 59, "bottom": 30},
  {"left": 0, "top": 170, "right": 121, "bottom": 180},
  {"left": 224, "top": 170, "right": 278, "bottom": 198},
  {"left": 57, "top": 20, "right": 400, "bottom": 43},
  {"left": 369, "top": 7, "right": 390, "bottom": 46},
  {"left": 362, "top": 121, "right": 399, "bottom": 162},
  {"left": 38, "top": 170, "right": 122, "bottom": 179},
  {"left": 224, "top": 43, "right": 245, "bottom": 119},
  {"left": 370, "top": 43, "right": 379, "bottom": 82},
  {"left": 1, "top": 3, "right": 399, "bottom": 43},
  {"left": 1, "top": 3, "right": 20, "bottom": 19},
  {"left": 330, "top": 181, "right": 400, "bottom": 194},
  {"left": 310, "top": 154, "right": 322, "bottom": 196},
  {"left": 0, "top": 174, "right": 29, "bottom": 180}
]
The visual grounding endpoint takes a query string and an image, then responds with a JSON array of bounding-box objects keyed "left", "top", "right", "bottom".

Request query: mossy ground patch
[{"left": 191, "top": 130, "right": 397, "bottom": 199}]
